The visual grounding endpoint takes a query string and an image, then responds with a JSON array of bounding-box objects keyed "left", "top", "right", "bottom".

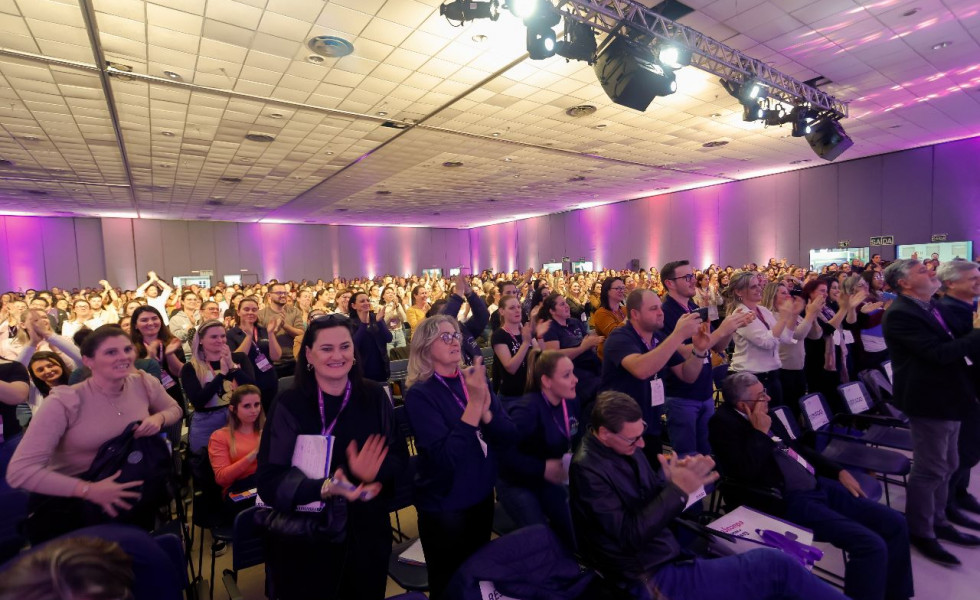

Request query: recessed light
[
  {"left": 472, "top": 34, "right": 488, "bottom": 43},
  {"left": 307, "top": 55, "right": 325, "bottom": 64},
  {"left": 161, "top": 131, "right": 175, "bottom": 137},
  {"left": 565, "top": 105, "right": 597, "bottom": 117},
  {"left": 702, "top": 140, "right": 728, "bottom": 148},
  {"left": 245, "top": 133, "right": 276, "bottom": 142},
  {"left": 503, "top": 157, "right": 512, "bottom": 162},
  {"left": 236, "top": 157, "right": 253, "bottom": 164},
  {"left": 710, "top": 112, "right": 723, "bottom": 118},
  {"left": 932, "top": 41, "right": 953, "bottom": 50},
  {"left": 325, "top": 151, "right": 334, "bottom": 155},
  {"left": 376, "top": 190, "right": 391, "bottom": 195},
  {"left": 21, "top": 136, "right": 39, "bottom": 142},
  {"left": 790, "top": 159, "right": 812, "bottom": 164},
  {"left": 595, "top": 124, "right": 607, "bottom": 129},
  {"left": 888, "top": 124, "right": 902, "bottom": 129},
  {"left": 205, "top": 199, "right": 224, "bottom": 206},
  {"left": 442, "top": 161, "right": 464, "bottom": 168},
  {"left": 163, "top": 70, "right": 182, "bottom": 80},
  {"left": 160, "top": 163, "right": 173, "bottom": 168},
  {"left": 335, "top": 208, "right": 348, "bottom": 212},
  {"left": 491, "top": 132, "right": 501, "bottom": 137},
  {"left": 268, "top": 112, "right": 284, "bottom": 119},
  {"left": 27, "top": 190, "right": 48, "bottom": 196},
  {"left": 377, "top": 111, "right": 388, "bottom": 116}
]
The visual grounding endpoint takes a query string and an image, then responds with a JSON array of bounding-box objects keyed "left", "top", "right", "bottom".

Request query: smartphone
[{"left": 695, "top": 307, "right": 709, "bottom": 322}]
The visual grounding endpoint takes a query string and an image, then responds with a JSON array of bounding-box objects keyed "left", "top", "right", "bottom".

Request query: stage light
[
  {"left": 742, "top": 104, "right": 764, "bottom": 122},
  {"left": 527, "top": 24, "right": 557, "bottom": 59},
  {"left": 440, "top": 0, "right": 500, "bottom": 23},
  {"left": 805, "top": 118, "right": 854, "bottom": 161},
  {"left": 722, "top": 77, "right": 768, "bottom": 106},
  {"left": 594, "top": 36, "right": 677, "bottom": 111},
  {"left": 508, "top": 0, "right": 539, "bottom": 19},
  {"left": 657, "top": 44, "right": 691, "bottom": 69},
  {"left": 555, "top": 18, "right": 597, "bottom": 63},
  {"left": 788, "top": 106, "right": 820, "bottom": 137}
]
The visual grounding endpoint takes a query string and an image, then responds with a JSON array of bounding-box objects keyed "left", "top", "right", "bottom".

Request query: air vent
[
  {"left": 307, "top": 35, "right": 355, "bottom": 58},
  {"left": 565, "top": 105, "right": 597, "bottom": 117},
  {"left": 245, "top": 133, "right": 275, "bottom": 143},
  {"left": 442, "top": 161, "right": 464, "bottom": 168},
  {"left": 27, "top": 190, "right": 48, "bottom": 195},
  {"left": 335, "top": 208, "right": 348, "bottom": 212},
  {"left": 0, "top": 159, "right": 12, "bottom": 167},
  {"left": 381, "top": 121, "right": 410, "bottom": 129},
  {"left": 375, "top": 190, "right": 391, "bottom": 195},
  {"left": 702, "top": 140, "right": 729, "bottom": 148},
  {"left": 568, "top": 175, "right": 587, "bottom": 182},
  {"left": 220, "top": 177, "right": 242, "bottom": 183},
  {"left": 205, "top": 199, "right": 224, "bottom": 206}
]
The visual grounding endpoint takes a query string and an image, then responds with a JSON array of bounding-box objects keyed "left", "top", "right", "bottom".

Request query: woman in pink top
[
  {"left": 6, "top": 325, "right": 183, "bottom": 542},
  {"left": 208, "top": 384, "right": 263, "bottom": 517}
]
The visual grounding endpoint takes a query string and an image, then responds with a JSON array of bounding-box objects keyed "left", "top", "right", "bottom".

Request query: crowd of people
[{"left": 1, "top": 250, "right": 979, "bottom": 600}]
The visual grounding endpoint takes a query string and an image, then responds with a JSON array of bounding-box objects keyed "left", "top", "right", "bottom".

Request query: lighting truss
[{"left": 557, "top": 0, "right": 848, "bottom": 118}]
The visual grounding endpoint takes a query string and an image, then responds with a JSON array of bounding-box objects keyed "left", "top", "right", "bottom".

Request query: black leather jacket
[{"left": 569, "top": 433, "right": 689, "bottom": 581}]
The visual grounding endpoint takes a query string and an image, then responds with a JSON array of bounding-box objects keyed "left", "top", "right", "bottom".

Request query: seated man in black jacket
[
  {"left": 709, "top": 372, "right": 913, "bottom": 600},
  {"left": 569, "top": 391, "right": 844, "bottom": 600}
]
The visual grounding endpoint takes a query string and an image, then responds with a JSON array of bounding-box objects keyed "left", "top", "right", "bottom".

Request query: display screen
[
  {"left": 808, "top": 247, "right": 870, "bottom": 271},
  {"left": 897, "top": 241, "right": 973, "bottom": 262},
  {"left": 572, "top": 261, "right": 594, "bottom": 273},
  {"left": 542, "top": 262, "right": 563, "bottom": 272}
]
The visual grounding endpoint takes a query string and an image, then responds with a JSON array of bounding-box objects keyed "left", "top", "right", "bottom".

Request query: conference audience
[
  {"left": 226, "top": 297, "right": 281, "bottom": 413},
  {"left": 591, "top": 276, "right": 627, "bottom": 360},
  {"left": 257, "top": 283, "right": 303, "bottom": 376},
  {"left": 130, "top": 306, "right": 186, "bottom": 414},
  {"left": 802, "top": 277, "right": 860, "bottom": 407},
  {"left": 349, "top": 292, "right": 393, "bottom": 384},
  {"left": 761, "top": 282, "right": 823, "bottom": 412},
  {"left": 539, "top": 292, "right": 603, "bottom": 405},
  {"left": 490, "top": 295, "right": 533, "bottom": 403}
]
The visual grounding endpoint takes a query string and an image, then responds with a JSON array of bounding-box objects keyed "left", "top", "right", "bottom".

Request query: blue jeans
[
  {"left": 189, "top": 408, "right": 229, "bottom": 453},
  {"left": 647, "top": 548, "right": 844, "bottom": 600},
  {"left": 785, "top": 480, "right": 913, "bottom": 600},
  {"left": 495, "top": 478, "right": 575, "bottom": 550},
  {"left": 665, "top": 396, "right": 714, "bottom": 457}
]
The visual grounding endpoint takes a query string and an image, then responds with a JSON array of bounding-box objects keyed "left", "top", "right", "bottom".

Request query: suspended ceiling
[{"left": 0, "top": 0, "right": 977, "bottom": 228}]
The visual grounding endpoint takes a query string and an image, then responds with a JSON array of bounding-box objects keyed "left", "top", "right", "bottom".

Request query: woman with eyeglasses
[
  {"left": 256, "top": 314, "right": 404, "bottom": 600},
  {"left": 497, "top": 350, "right": 580, "bottom": 549},
  {"left": 590, "top": 277, "right": 627, "bottom": 361},
  {"left": 722, "top": 272, "right": 797, "bottom": 407},
  {"left": 60, "top": 299, "right": 103, "bottom": 339},
  {"left": 404, "top": 315, "right": 516, "bottom": 600},
  {"left": 348, "top": 292, "right": 393, "bottom": 384},
  {"left": 180, "top": 320, "right": 256, "bottom": 454},
  {"left": 226, "top": 297, "right": 282, "bottom": 414}
]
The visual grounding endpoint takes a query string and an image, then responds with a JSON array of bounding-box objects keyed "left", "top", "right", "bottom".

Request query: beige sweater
[{"left": 6, "top": 371, "right": 183, "bottom": 497}]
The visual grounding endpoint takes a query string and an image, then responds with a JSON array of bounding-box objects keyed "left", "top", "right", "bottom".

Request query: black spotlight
[
  {"left": 656, "top": 43, "right": 692, "bottom": 69},
  {"left": 594, "top": 36, "right": 677, "bottom": 111},
  {"left": 742, "top": 104, "right": 765, "bottom": 122},
  {"left": 805, "top": 118, "right": 854, "bottom": 161},
  {"left": 555, "top": 18, "right": 597, "bottom": 63},
  {"left": 722, "top": 77, "right": 768, "bottom": 106},
  {"left": 527, "top": 24, "right": 557, "bottom": 59},
  {"left": 509, "top": 0, "right": 558, "bottom": 25},
  {"left": 440, "top": 0, "right": 500, "bottom": 22},
  {"left": 789, "top": 106, "right": 820, "bottom": 137}
]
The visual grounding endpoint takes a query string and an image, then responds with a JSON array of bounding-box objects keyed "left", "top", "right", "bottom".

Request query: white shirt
[
  {"left": 730, "top": 304, "right": 796, "bottom": 374},
  {"left": 146, "top": 292, "right": 172, "bottom": 324}
]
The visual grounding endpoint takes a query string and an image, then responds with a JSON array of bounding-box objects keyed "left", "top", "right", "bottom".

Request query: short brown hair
[{"left": 591, "top": 391, "right": 642, "bottom": 434}]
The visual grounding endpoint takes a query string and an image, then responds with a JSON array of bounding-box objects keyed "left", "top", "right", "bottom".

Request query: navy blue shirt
[
  {"left": 543, "top": 318, "right": 601, "bottom": 375},
  {"left": 661, "top": 295, "right": 714, "bottom": 400},
  {"left": 499, "top": 392, "right": 581, "bottom": 488},
  {"left": 405, "top": 374, "right": 517, "bottom": 512},
  {"left": 600, "top": 323, "right": 684, "bottom": 430}
]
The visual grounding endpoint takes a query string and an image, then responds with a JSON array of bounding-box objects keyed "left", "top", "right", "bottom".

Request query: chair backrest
[
  {"left": 153, "top": 532, "right": 190, "bottom": 589},
  {"left": 481, "top": 346, "right": 495, "bottom": 369},
  {"left": 231, "top": 505, "right": 266, "bottom": 573},
  {"left": 858, "top": 369, "right": 892, "bottom": 404},
  {"left": 798, "top": 393, "right": 831, "bottom": 432},
  {"left": 881, "top": 360, "right": 893, "bottom": 384},
  {"left": 278, "top": 375, "right": 295, "bottom": 391},
  {"left": 769, "top": 405, "right": 801, "bottom": 441},
  {"left": 837, "top": 381, "right": 872, "bottom": 415},
  {"left": 390, "top": 358, "right": 409, "bottom": 380},
  {"left": 387, "top": 406, "right": 417, "bottom": 513}
]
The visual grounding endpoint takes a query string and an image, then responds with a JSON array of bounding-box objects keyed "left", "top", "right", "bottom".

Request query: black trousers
[
  {"left": 950, "top": 402, "right": 980, "bottom": 504},
  {"left": 779, "top": 368, "right": 807, "bottom": 419},
  {"left": 417, "top": 494, "right": 494, "bottom": 600}
]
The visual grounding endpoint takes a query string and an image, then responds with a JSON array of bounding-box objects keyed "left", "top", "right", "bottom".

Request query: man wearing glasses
[
  {"left": 258, "top": 283, "right": 304, "bottom": 377},
  {"left": 570, "top": 391, "right": 844, "bottom": 600},
  {"left": 660, "top": 260, "right": 752, "bottom": 457},
  {"left": 599, "top": 289, "right": 710, "bottom": 464},
  {"left": 709, "top": 372, "right": 912, "bottom": 600}
]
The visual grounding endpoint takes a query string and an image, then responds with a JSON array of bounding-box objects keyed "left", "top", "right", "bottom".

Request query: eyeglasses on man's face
[
  {"left": 669, "top": 274, "right": 695, "bottom": 282},
  {"left": 437, "top": 331, "right": 462, "bottom": 345},
  {"left": 613, "top": 421, "right": 647, "bottom": 446}
]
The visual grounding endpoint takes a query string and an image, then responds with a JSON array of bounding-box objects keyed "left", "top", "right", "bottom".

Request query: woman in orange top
[
  {"left": 591, "top": 277, "right": 627, "bottom": 360},
  {"left": 208, "top": 384, "right": 264, "bottom": 507}
]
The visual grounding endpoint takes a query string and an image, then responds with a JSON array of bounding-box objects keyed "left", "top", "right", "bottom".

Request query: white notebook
[{"left": 256, "top": 434, "right": 334, "bottom": 513}]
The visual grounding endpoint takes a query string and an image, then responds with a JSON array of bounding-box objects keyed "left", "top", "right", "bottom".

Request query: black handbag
[
  {"left": 255, "top": 466, "right": 348, "bottom": 543},
  {"left": 24, "top": 421, "right": 174, "bottom": 544}
]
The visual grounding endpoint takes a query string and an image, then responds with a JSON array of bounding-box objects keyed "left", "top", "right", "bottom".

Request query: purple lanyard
[
  {"left": 641, "top": 331, "right": 659, "bottom": 352},
  {"left": 548, "top": 396, "right": 571, "bottom": 442},
  {"left": 433, "top": 371, "right": 470, "bottom": 411},
  {"left": 931, "top": 308, "right": 954, "bottom": 338},
  {"left": 317, "top": 380, "right": 352, "bottom": 436},
  {"left": 755, "top": 307, "right": 771, "bottom": 330}
]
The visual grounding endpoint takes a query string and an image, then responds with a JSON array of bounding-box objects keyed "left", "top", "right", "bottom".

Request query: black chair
[
  {"left": 792, "top": 397, "right": 910, "bottom": 506},
  {"left": 221, "top": 506, "right": 271, "bottom": 600},
  {"left": 390, "top": 358, "right": 409, "bottom": 402},
  {"left": 389, "top": 538, "right": 430, "bottom": 593},
  {"left": 835, "top": 382, "right": 912, "bottom": 451},
  {"left": 881, "top": 360, "right": 893, "bottom": 384},
  {"left": 187, "top": 452, "right": 233, "bottom": 599},
  {"left": 277, "top": 375, "right": 295, "bottom": 391},
  {"left": 492, "top": 500, "right": 520, "bottom": 537},
  {"left": 386, "top": 406, "right": 428, "bottom": 592}
]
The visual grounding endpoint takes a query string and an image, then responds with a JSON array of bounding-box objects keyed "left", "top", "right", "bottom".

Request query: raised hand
[
  {"left": 164, "top": 338, "right": 182, "bottom": 356},
  {"left": 346, "top": 434, "right": 389, "bottom": 483},
  {"left": 520, "top": 321, "right": 533, "bottom": 344},
  {"left": 805, "top": 295, "right": 826, "bottom": 317},
  {"left": 747, "top": 399, "right": 772, "bottom": 433},
  {"left": 692, "top": 322, "right": 711, "bottom": 353},
  {"left": 657, "top": 454, "right": 719, "bottom": 495},
  {"left": 675, "top": 312, "right": 703, "bottom": 339}
]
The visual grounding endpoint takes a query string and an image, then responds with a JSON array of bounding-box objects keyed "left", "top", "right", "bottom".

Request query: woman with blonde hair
[
  {"left": 179, "top": 320, "right": 255, "bottom": 454},
  {"left": 404, "top": 315, "right": 516, "bottom": 599}
]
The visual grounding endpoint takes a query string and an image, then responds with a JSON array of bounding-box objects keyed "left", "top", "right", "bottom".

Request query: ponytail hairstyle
[
  {"left": 524, "top": 349, "right": 568, "bottom": 394},
  {"left": 226, "top": 383, "right": 264, "bottom": 457}
]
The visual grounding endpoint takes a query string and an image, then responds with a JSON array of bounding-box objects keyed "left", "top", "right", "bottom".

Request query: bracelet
[
  {"left": 692, "top": 349, "right": 709, "bottom": 359},
  {"left": 320, "top": 479, "right": 332, "bottom": 498}
]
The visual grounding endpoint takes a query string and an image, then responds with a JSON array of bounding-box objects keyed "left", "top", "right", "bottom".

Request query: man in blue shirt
[
  {"left": 660, "top": 260, "right": 753, "bottom": 456},
  {"left": 600, "top": 289, "right": 710, "bottom": 464}
]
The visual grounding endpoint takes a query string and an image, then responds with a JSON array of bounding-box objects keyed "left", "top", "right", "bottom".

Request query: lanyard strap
[
  {"left": 318, "top": 380, "right": 352, "bottom": 436},
  {"left": 931, "top": 307, "right": 954, "bottom": 338},
  {"left": 434, "top": 371, "right": 470, "bottom": 411},
  {"left": 755, "top": 307, "right": 771, "bottom": 330}
]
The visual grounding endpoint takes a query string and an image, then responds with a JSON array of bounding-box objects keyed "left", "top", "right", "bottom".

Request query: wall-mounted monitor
[
  {"left": 572, "top": 261, "right": 594, "bottom": 273},
  {"left": 422, "top": 268, "right": 443, "bottom": 278},
  {"left": 896, "top": 241, "right": 973, "bottom": 262},
  {"left": 449, "top": 268, "right": 461, "bottom": 277},
  {"left": 808, "top": 247, "right": 870, "bottom": 272},
  {"left": 542, "top": 262, "right": 563, "bottom": 272},
  {"left": 173, "top": 275, "right": 212, "bottom": 289},
  {"left": 223, "top": 274, "right": 242, "bottom": 285}
]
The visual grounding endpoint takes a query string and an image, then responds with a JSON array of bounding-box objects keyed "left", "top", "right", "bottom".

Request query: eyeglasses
[
  {"left": 613, "top": 421, "right": 647, "bottom": 446},
  {"left": 437, "top": 331, "right": 462, "bottom": 345},
  {"left": 610, "top": 286, "right": 627, "bottom": 292},
  {"left": 668, "top": 274, "right": 695, "bottom": 282}
]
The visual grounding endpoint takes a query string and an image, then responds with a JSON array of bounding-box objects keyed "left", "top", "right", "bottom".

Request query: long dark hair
[
  {"left": 539, "top": 292, "right": 563, "bottom": 323},
  {"left": 130, "top": 305, "right": 177, "bottom": 359},
  {"left": 294, "top": 314, "right": 365, "bottom": 398},
  {"left": 27, "top": 351, "right": 71, "bottom": 396},
  {"left": 599, "top": 277, "right": 624, "bottom": 311},
  {"left": 347, "top": 292, "right": 370, "bottom": 321}
]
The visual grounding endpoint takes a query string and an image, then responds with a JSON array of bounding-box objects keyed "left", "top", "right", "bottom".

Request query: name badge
[
  {"left": 160, "top": 371, "right": 177, "bottom": 390},
  {"left": 476, "top": 429, "right": 488, "bottom": 458},
  {"left": 650, "top": 378, "right": 665, "bottom": 407},
  {"left": 967, "top": 357, "right": 974, "bottom": 366},
  {"left": 561, "top": 452, "right": 572, "bottom": 485},
  {"left": 255, "top": 352, "right": 273, "bottom": 372}
]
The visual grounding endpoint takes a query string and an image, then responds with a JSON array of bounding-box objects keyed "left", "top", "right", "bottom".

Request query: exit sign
[
  {"left": 870, "top": 235, "right": 895, "bottom": 246},
  {"left": 931, "top": 233, "right": 948, "bottom": 242}
]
